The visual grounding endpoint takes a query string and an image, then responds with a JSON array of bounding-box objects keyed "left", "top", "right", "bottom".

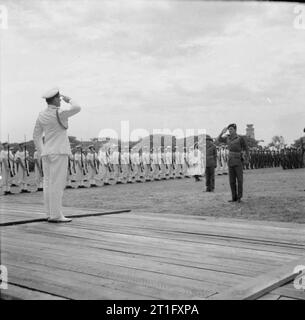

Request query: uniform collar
[{"left": 48, "top": 104, "right": 59, "bottom": 109}]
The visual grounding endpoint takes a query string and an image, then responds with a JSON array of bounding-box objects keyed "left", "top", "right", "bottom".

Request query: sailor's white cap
[{"left": 42, "top": 87, "right": 60, "bottom": 99}]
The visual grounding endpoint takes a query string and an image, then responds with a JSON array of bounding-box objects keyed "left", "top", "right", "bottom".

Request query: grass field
[{"left": 2, "top": 167, "right": 305, "bottom": 223}]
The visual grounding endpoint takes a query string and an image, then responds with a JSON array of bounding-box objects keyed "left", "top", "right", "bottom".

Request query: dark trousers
[
  {"left": 205, "top": 166, "right": 215, "bottom": 191},
  {"left": 228, "top": 165, "right": 243, "bottom": 200}
]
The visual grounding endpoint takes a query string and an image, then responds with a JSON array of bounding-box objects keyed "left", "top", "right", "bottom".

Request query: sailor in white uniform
[
  {"left": 86, "top": 145, "right": 98, "bottom": 187},
  {"left": 33, "top": 88, "right": 81, "bottom": 222},
  {"left": 0, "top": 142, "right": 15, "bottom": 195},
  {"left": 15, "top": 143, "right": 31, "bottom": 193}
]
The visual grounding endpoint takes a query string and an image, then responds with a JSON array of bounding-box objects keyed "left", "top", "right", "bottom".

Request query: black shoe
[
  {"left": 66, "top": 186, "right": 73, "bottom": 189},
  {"left": 11, "top": 184, "right": 18, "bottom": 187},
  {"left": 37, "top": 188, "right": 43, "bottom": 192},
  {"left": 4, "top": 191, "right": 13, "bottom": 195},
  {"left": 78, "top": 185, "right": 86, "bottom": 188},
  {"left": 21, "top": 189, "right": 31, "bottom": 193},
  {"left": 237, "top": 198, "right": 242, "bottom": 203},
  {"left": 90, "top": 184, "right": 98, "bottom": 187}
]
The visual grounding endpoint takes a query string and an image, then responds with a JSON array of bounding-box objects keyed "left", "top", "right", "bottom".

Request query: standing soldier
[
  {"left": 216, "top": 147, "right": 223, "bottom": 175},
  {"left": 87, "top": 145, "right": 99, "bottom": 187},
  {"left": 205, "top": 135, "right": 217, "bottom": 192},
  {"left": 142, "top": 146, "right": 151, "bottom": 181},
  {"left": 15, "top": 143, "right": 31, "bottom": 193},
  {"left": 1, "top": 142, "right": 15, "bottom": 195},
  {"left": 130, "top": 147, "right": 139, "bottom": 182},
  {"left": 173, "top": 146, "right": 180, "bottom": 179},
  {"left": 66, "top": 150, "right": 74, "bottom": 189},
  {"left": 165, "top": 146, "right": 173, "bottom": 179},
  {"left": 74, "top": 145, "right": 86, "bottom": 188},
  {"left": 223, "top": 145, "right": 229, "bottom": 175},
  {"left": 187, "top": 144, "right": 204, "bottom": 182},
  {"left": 120, "top": 145, "right": 129, "bottom": 183},
  {"left": 182, "top": 146, "right": 190, "bottom": 178},
  {"left": 138, "top": 148, "right": 146, "bottom": 182},
  {"left": 34, "top": 147, "right": 44, "bottom": 191},
  {"left": 216, "top": 124, "right": 249, "bottom": 203},
  {"left": 111, "top": 145, "right": 121, "bottom": 184},
  {"left": 97, "top": 145, "right": 110, "bottom": 185},
  {"left": 151, "top": 147, "right": 160, "bottom": 181}
]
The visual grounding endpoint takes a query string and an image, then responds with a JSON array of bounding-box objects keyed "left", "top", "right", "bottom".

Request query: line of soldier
[
  {"left": 65, "top": 144, "right": 193, "bottom": 188},
  {"left": 242, "top": 147, "right": 304, "bottom": 170},
  {"left": 278, "top": 147, "right": 304, "bottom": 170},
  {"left": 1, "top": 142, "right": 304, "bottom": 195},
  {"left": 0, "top": 142, "right": 37, "bottom": 195}
]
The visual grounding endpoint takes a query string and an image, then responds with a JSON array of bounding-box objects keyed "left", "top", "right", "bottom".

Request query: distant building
[{"left": 246, "top": 124, "right": 255, "bottom": 139}]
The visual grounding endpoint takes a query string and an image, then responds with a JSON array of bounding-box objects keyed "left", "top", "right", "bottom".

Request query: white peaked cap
[{"left": 42, "top": 87, "right": 59, "bottom": 99}]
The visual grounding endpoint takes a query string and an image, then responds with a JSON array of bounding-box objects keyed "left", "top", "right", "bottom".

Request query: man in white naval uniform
[{"left": 33, "top": 88, "right": 81, "bottom": 223}]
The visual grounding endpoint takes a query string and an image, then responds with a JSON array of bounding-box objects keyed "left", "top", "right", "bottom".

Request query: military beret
[
  {"left": 205, "top": 135, "right": 213, "bottom": 141},
  {"left": 228, "top": 123, "right": 237, "bottom": 130}
]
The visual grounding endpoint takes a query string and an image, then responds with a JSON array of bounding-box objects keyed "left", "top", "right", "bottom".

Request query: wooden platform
[{"left": 1, "top": 199, "right": 305, "bottom": 300}]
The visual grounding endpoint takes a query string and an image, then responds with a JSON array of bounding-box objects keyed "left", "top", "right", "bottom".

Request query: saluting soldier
[
  {"left": 33, "top": 88, "right": 81, "bottom": 222},
  {"left": 216, "top": 123, "right": 249, "bottom": 203}
]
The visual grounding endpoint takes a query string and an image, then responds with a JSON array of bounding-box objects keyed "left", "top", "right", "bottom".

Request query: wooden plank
[
  {"left": 257, "top": 293, "right": 281, "bottom": 300},
  {"left": 0, "top": 209, "right": 131, "bottom": 226},
  {"left": 209, "top": 256, "right": 305, "bottom": 300},
  {"left": 2, "top": 225, "right": 298, "bottom": 275},
  {"left": 272, "top": 286, "right": 305, "bottom": 300},
  {"left": 1, "top": 283, "right": 67, "bottom": 300}
]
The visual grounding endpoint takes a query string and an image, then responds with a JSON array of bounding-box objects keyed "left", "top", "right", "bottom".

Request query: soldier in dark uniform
[
  {"left": 280, "top": 149, "right": 287, "bottom": 169},
  {"left": 205, "top": 135, "right": 217, "bottom": 192},
  {"left": 216, "top": 124, "right": 249, "bottom": 203}
]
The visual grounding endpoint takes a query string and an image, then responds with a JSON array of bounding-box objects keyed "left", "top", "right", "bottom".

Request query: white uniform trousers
[
  {"left": 42, "top": 154, "right": 68, "bottom": 219},
  {"left": 1, "top": 164, "right": 12, "bottom": 192},
  {"left": 34, "top": 164, "right": 43, "bottom": 189},
  {"left": 16, "top": 166, "right": 30, "bottom": 190}
]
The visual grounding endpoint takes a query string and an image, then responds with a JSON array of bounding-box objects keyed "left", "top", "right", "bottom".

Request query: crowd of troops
[
  {"left": 0, "top": 141, "right": 304, "bottom": 195},
  {"left": 243, "top": 147, "right": 304, "bottom": 170}
]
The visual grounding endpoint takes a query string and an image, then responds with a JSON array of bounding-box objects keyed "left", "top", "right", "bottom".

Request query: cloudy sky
[{"left": 1, "top": 0, "right": 305, "bottom": 145}]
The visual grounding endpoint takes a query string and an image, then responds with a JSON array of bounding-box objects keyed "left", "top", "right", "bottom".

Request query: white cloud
[{"left": 1, "top": 0, "right": 305, "bottom": 144}]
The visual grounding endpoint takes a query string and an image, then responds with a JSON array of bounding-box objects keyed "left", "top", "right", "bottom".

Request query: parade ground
[{"left": 1, "top": 167, "right": 305, "bottom": 300}]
